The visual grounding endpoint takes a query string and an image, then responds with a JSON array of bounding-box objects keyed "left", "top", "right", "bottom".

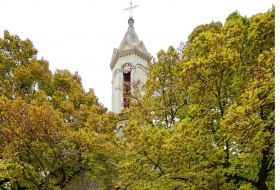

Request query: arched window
[
  {"left": 121, "top": 63, "right": 132, "bottom": 108},
  {"left": 123, "top": 72, "right": 131, "bottom": 108}
]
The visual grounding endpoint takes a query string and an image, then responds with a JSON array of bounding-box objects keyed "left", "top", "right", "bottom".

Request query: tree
[
  {"left": 0, "top": 98, "right": 68, "bottom": 189},
  {"left": 221, "top": 7, "right": 275, "bottom": 189},
  {"left": 0, "top": 31, "right": 52, "bottom": 100},
  {"left": 118, "top": 46, "right": 190, "bottom": 189},
  {"left": 118, "top": 7, "right": 274, "bottom": 189},
  {"left": 0, "top": 31, "right": 120, "bottom": 189}
]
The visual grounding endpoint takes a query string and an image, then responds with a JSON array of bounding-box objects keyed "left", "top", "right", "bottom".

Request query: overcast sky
[{"left": 0, "top": 0, "right": 276, "bottom": 110}]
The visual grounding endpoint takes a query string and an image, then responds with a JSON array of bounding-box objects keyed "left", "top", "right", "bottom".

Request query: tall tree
[
  {"left": 0, "top": 31, "right": 119, "bottom": 189},
  {"left": 118, "top": 7, "right": 274, "bottom": 189}
]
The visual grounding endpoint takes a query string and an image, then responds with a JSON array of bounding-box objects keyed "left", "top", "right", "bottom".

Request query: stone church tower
[{"left": 110, "top": 17, "right": 151, "bottom": 114}]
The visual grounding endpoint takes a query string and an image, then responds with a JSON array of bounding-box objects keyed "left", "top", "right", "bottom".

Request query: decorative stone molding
[{"left": 110, "top": 48, "right": 151, "bottom": 69}]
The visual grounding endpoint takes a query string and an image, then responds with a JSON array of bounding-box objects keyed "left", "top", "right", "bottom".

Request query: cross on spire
[{"left": 123, "top": 1, "right": 139, "bottom": 18}]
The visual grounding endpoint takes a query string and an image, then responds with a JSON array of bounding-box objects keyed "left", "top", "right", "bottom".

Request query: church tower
[{"left": 110, "top": 17, "right": 151, "bottom": 114}]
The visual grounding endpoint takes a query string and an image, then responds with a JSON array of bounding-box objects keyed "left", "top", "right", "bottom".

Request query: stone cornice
[{"left": 110, "top": 48, "right": 151, "bottom": 70}]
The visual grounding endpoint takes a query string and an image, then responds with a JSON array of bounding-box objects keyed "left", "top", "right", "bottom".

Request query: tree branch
[
  {"left": 171, "top": 177, "right": 188, "bottom": 183},
  {"left": 224, "top": 173, "right": 257, "bottom": 187},
  {"left": 143, "top": 151, "right": 165, "bottom": 176}
]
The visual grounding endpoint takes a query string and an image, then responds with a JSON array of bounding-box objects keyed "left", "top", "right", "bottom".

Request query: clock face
[{"left": 121, "top": 63, "right": 132, "bottom": 74}]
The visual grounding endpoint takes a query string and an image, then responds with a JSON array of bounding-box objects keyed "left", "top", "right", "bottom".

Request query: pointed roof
[{"left": 110, "top": 18, "right": 151, "bottom": 69}]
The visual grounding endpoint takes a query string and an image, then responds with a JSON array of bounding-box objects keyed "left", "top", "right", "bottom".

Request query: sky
[{"left": 0, "top": 0, "right": 276, "bottom": 111}]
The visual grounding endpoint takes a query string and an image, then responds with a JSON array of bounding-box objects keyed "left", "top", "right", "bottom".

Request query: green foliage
[
  {"left": 119, "top": 6, "right": 274, "bottom": 189},
  {"left": 0, "top": 31, "right": 52, "bottom": 100},
  {"left": 0, "top": 31, "right": 119, "bottom": 189},
  {"left": 127, "top": 46, "right": 188, "bottom": 128}
]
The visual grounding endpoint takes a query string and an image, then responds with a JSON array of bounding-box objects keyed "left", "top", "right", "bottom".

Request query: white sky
[{"left": 0, "top": 0, "right": 276, "bottom": 110}]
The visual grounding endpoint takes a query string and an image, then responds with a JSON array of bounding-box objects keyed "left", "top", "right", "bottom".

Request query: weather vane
[{"left": 123, "top": 0, "right": 139, "bottom": 18}]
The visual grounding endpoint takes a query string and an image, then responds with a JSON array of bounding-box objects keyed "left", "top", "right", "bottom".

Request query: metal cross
[{"left": 123, "top": 1, "right": 139, "bottom": 18}]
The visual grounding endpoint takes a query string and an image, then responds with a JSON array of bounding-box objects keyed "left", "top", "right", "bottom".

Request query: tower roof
[{"left": 110, "top": 18, "right": 151, "bottom": 69}]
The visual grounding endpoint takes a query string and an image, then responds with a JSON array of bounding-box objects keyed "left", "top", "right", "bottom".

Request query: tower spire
[{"left": 111, "top": 0, "right": 151, "bottom": 114}]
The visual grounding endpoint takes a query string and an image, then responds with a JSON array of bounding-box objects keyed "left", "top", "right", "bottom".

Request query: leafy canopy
[
  {"left": 0, "top": 31, "right": 119, "bottom": 190},
  {"left": 118, "top": 6, "right": 274, "bottom": 190}
]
